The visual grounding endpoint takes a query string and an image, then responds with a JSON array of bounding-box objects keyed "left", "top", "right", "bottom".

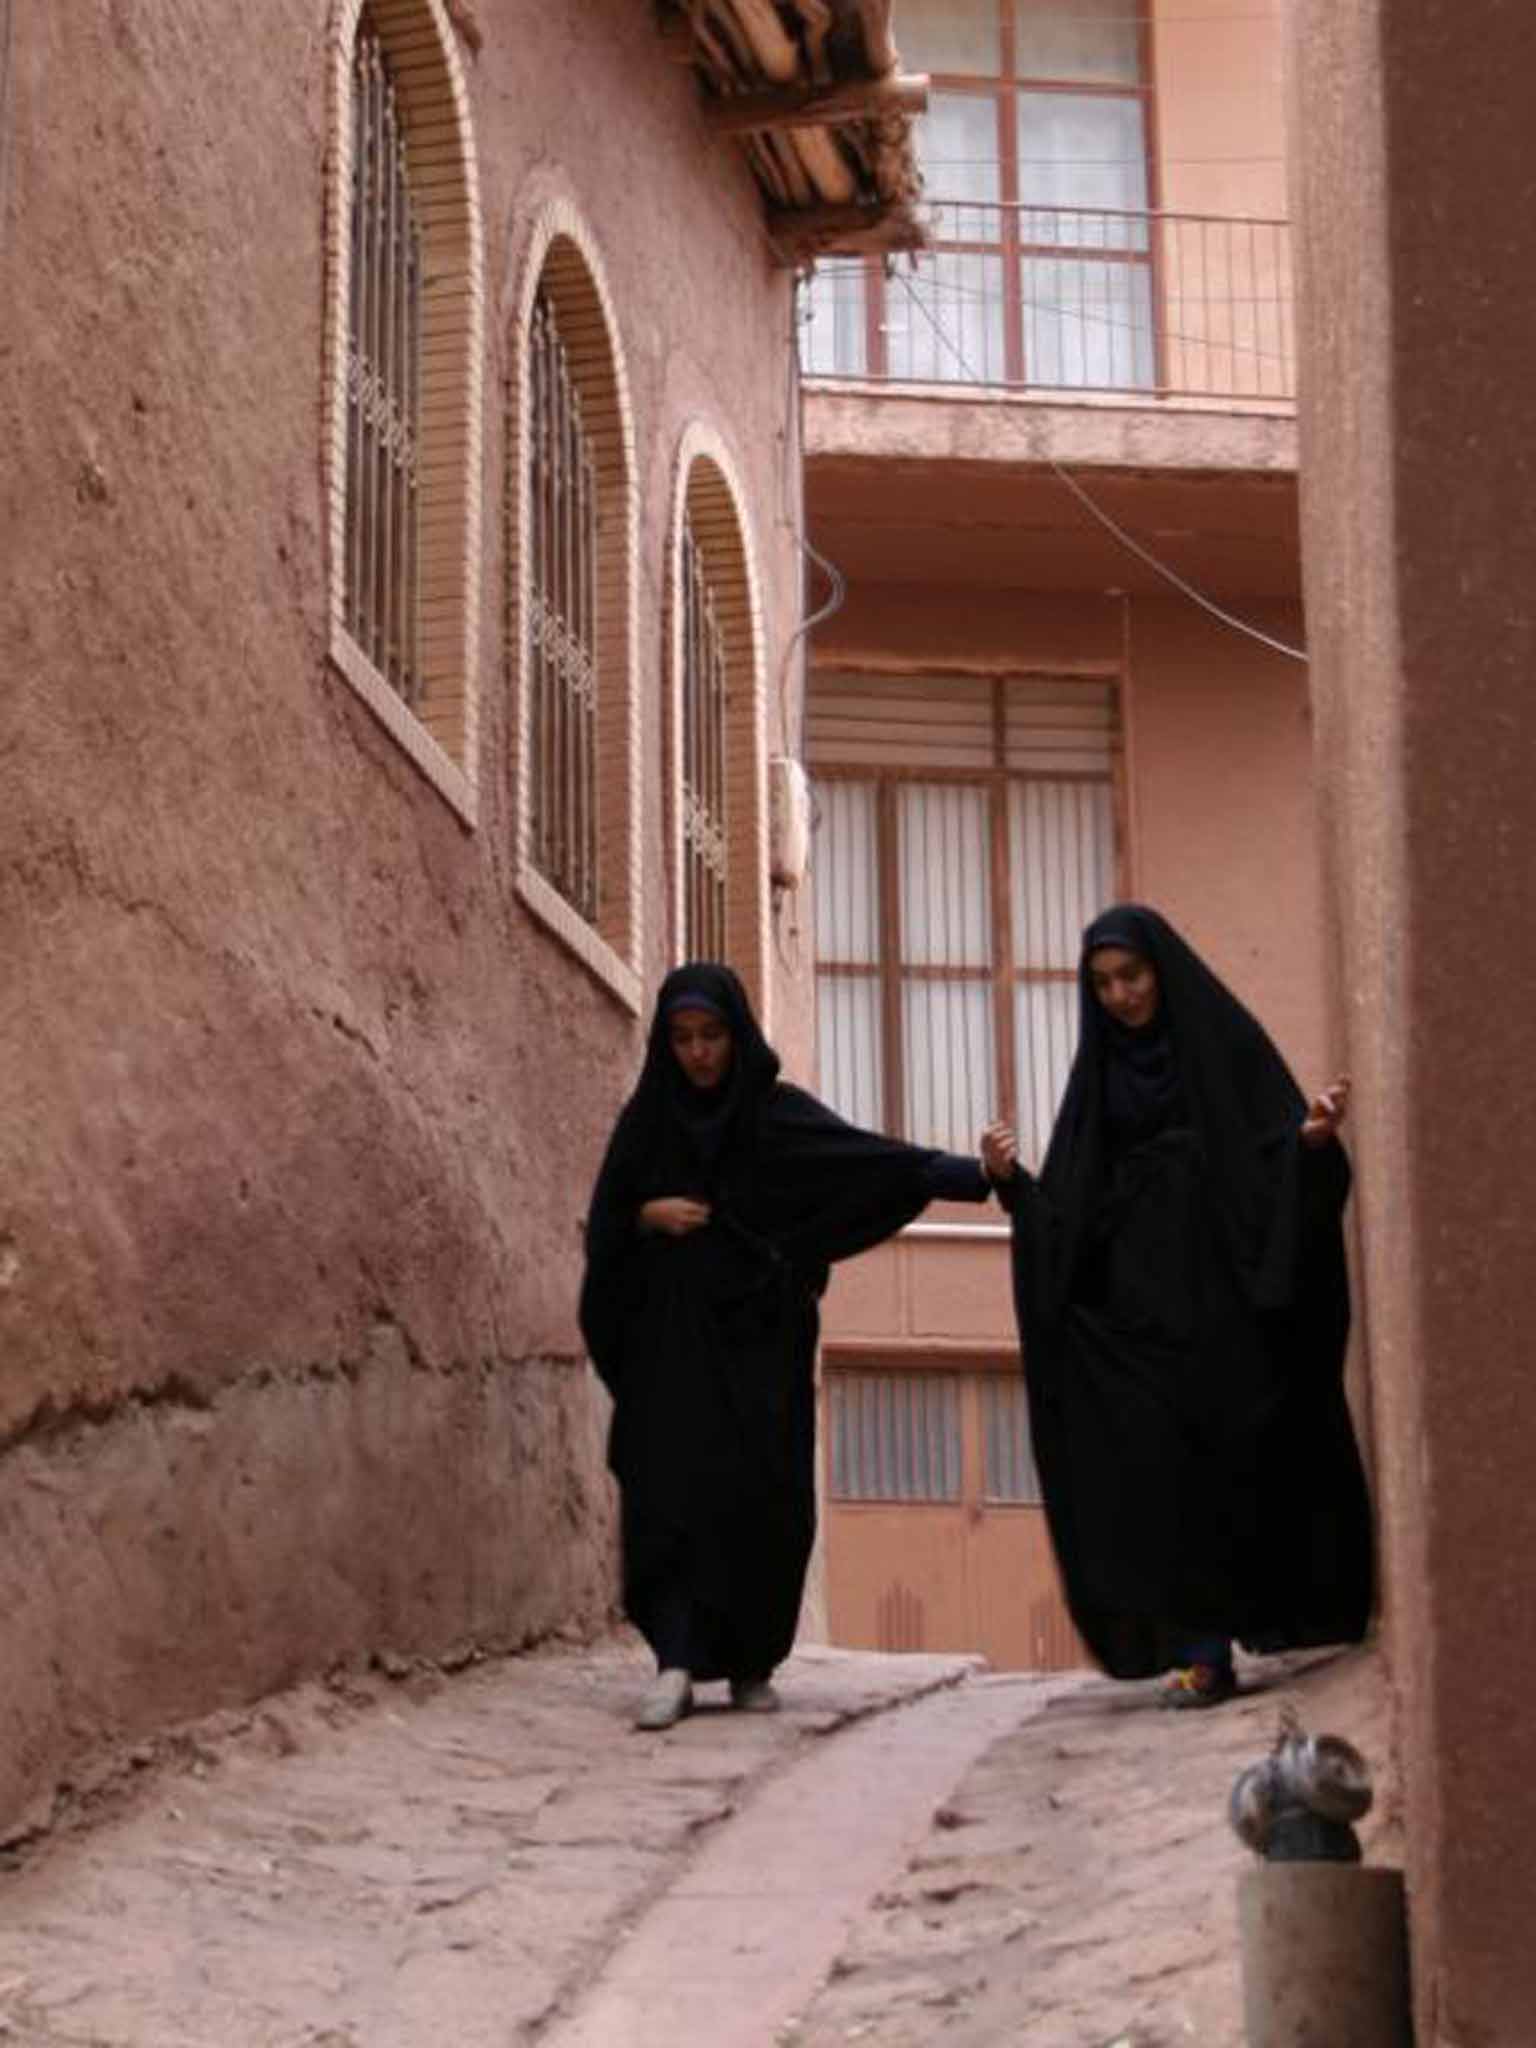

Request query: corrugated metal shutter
[
  {"left": 828, "top": 1371, "right": 963, "bottom": 1502},
  {"left": 808, "top": 672, "right": 1116, "bottom": 773}
]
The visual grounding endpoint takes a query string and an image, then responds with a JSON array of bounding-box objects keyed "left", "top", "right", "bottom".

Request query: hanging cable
[
  {"left": 884, "top": 268, "right": 1309, "bottom": 665},
  {"left": 777, "top": 278, "right": 849, "bottom": 761}
]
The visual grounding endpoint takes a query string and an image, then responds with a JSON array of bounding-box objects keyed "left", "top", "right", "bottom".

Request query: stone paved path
[
  {"left": 0, "top": 1636, "right": 1392, "bottom": 2048},
  {"left": 543, "top": 1672, "right": 1067, "bottom": 2048},
  {"left": 0, "top": 1642, "right": 994, "bottom": 2047}
]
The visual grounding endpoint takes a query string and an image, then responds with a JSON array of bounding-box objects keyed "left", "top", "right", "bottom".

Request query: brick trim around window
[
  {"left": 507, "top": 204, "right": 642, "bottom": 1012},
  {"left": 665, "top": 426, "right": 772, "bottom": 1033},
  {"left": 323, "top": 0, "right": 485, "bottom": 827}
]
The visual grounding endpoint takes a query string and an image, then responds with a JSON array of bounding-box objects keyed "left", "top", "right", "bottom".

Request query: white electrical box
[{"left": 768, "top": 754, "right": 811, "bottom": 888}]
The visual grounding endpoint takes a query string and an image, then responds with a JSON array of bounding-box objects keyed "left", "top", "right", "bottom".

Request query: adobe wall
[
  {"left": 1290, "top": 1, "right": 1536, "bottom": 2039},
  {"left": 0, "top": 0, "right": 802, "bottom": 1824}
]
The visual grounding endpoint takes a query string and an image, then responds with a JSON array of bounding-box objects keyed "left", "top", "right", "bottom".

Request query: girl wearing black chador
[
  {"left": 581, "top": 963, "right": 993, "bottom": 1730},
  {"left": 982, "top": 906, "right": 1373, "bottom": 1706}
]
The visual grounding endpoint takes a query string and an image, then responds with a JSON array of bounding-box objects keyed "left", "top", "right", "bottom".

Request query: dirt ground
[
  {"left": 779, "top": 1645, "right": 1397, "bottom": 2048},
  {"left": 0, "top": 1636, "right": 1394, "bottom": 2047}
]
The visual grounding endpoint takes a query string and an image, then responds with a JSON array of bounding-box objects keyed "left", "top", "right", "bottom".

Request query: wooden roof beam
[
  {"left": 766, "top": 199, "right": 926, "bottom": 262},
  {"left": 705, "top": 71, "right": 929, "bottom": 135}
]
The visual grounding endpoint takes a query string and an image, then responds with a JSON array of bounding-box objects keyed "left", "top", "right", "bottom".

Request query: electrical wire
[
  {"left": 867, "top": 268, "right": 1308, "bottom": 664},
  {"left": 777, "top": 286, "right": 849, "bottom": 761}
]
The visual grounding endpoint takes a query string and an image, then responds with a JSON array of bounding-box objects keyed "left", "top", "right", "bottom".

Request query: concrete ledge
[{"left": 804, "top": 380, "right": 1298, "bottom": 475}]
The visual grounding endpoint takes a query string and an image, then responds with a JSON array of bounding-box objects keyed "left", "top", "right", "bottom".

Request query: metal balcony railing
[{"left": 799, "top": 202, "right": 1294, "bottom": 405}]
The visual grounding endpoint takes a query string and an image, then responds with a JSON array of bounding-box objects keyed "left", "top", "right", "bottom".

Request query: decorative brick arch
[
  {"left": 323, "top": 0, "right": 485, "bottom": 823},
  {"left": 665, "top": 424, "right": 772, "bottom": 1030},
  {"left": 506, "top": 202, "right": 642, "bottom": 1011}
]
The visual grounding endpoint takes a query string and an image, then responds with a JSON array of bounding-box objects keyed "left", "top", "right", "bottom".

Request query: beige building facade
[{"left": 802, "top": 0, "right": 1334, "bottom": 1665}]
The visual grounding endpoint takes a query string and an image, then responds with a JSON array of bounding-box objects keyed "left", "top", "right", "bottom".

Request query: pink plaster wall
[
  {"left": 1291, "top": 0, "right": 1536, "bottom": 2038},
  {"left": 0, "top": 0, "right": 803, "bottom": 1827},
  {"left": 1128, "top": 595, "right": 1330, "bottom": 1087},
  {"left": 1151, "top": 0, "right": 1288, "bottom": 220}
]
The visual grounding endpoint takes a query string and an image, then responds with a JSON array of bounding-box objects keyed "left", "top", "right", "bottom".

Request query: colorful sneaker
[{"left": 1159, "top": 1662, "right": 1238, "bottom": 1710}]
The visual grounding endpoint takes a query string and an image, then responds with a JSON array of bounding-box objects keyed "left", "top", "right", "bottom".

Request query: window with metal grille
[
  {"left": 680, "top": 511, "right": 729, "bottom": 961},
  {"left": 810, "top": 673, "right": 1120, "bottom": 1163},
  {"left": 800, "top": 0, "right": 1154, "bottom": 392},
  {"left": 345, "top": 15, "right": 423, "bottom": 701},
  {"left": 527, "top": 287, "right": 599, "bottom": 923},
  {"left": 828, "top": 1371, "right": 963, "bottom": 1502},
  {"left": 325, "top": 0, "right": 482, "bottom": 820}
]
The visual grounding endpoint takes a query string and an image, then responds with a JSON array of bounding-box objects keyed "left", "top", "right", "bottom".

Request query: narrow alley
[{"left": 0, "top": 1638, "right": 1389, "bottom": 2047}]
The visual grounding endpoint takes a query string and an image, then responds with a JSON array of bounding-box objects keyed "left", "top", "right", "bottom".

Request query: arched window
[
  {"left": 667, "top": 435, "right": 770, "bottom": 1021},
  {"left": 324, "top": 0, "right": 483, "bottom": 822},
  {"left": 510, "top": 213, "right": 640, "bottom": 1009}
]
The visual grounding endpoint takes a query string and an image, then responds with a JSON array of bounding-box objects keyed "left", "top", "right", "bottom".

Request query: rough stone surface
[
  {"left": 0, "top": 1638, "right": 1393, "bottom": 2047},
  {"left": 781, "top": 1646, "right": 1395, "bottom": 2048},
  {"left": 0, "top": 1640, "right": 982, "bottom": 2047}
]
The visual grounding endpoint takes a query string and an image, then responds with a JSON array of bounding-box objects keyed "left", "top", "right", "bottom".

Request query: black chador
[
  {"left": 581, "top": 963, "right": 989, "bottom": 1687},
  {"left": 1000, "top": 907, "right": 1373, "bottom": 1679}
]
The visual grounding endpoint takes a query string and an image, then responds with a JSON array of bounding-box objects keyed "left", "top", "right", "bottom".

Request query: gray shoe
[
  {"left": 729, "top": 1677, "right": 781, "bottom": 1714},
  {"left": 635, "top": 1668, "right": 693, "bottom": 1731}
]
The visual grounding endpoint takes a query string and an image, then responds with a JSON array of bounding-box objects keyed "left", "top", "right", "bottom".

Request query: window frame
[
  {"left": 664, "top": 429, "right": 772, "bottom": 1028},
  {"left": 323, "top": 0, "right": 484, "bottom": 825},
  {"left": 808, "top": 0, "right": 1162, "bottom": 390},
  {"left": 508, "top": 207, "right": 642, "bottom": 1013},
  {"left": 810, "top": 672, "right": 1127, "bottom": 1156}
]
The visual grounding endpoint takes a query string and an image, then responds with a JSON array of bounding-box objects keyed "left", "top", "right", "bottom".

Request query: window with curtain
[
  {"left": 799, "top": 0, "right": 1154, "bottom": 391},
  {"left": 810, "top": 674, "right": 1120, "bottom": 1162}
]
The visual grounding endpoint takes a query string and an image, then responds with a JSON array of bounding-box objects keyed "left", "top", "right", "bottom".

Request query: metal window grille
[
  {"left": 345, "top": 16, "right": 423, "bottom": 702},
  {"left": 828, "top": 1371, "right": 962, "bottom": 1502},
  {"left": 982, "top": 1375, "right": 1044, "bottom": 1504},
  {"left": 680, "top": 515, "right": 729, "bottom": 960},
  {"left": 528, "top": 289, "right": 599, "bottom": 922},
  {"left": 810, "top": 675, "right": 1118, "bottom": 1160}
]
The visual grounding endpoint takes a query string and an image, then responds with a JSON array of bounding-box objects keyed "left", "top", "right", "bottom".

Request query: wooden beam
[
  {"left": 765, "top": 200, "right": 927, "bottom": 264},
  {"left": 705, "top": 72, "right": 929, "bottom": 135}
]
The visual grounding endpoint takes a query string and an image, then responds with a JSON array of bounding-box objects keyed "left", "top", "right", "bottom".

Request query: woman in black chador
[
  {"left": 982, "top": 906, "right": 1373, "bottom": 1706},
  {"left": 582, "top": 962, "right": 992, "bottom": 1730}
]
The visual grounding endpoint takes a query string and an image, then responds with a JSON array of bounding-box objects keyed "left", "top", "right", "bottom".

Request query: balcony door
[{"left": 802, "top": 0, "right": 1156, "bottom": 391}]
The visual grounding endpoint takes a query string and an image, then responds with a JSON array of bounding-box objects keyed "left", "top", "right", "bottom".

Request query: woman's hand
[
  {"left": 1300, "top": 1076, "right": 1351, "bottom": 1148},
  {"left": 981, "top": 1122, "right": 1020, "bottom": 1182},
  {"left": 638, "top": 1196, "right": 713, "bottom": 1237}
]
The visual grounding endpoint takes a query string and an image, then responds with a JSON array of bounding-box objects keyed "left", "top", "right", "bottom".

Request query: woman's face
[
  {"left": 1088, "top": 945, "right": 1160, "bottom": 1031},
  {"left": 667, "top": 1005, "right": 734, "bottom": 1090}
]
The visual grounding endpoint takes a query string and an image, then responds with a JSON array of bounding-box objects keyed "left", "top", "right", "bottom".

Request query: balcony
[{"left": 799, "top": 202, "right": 1294, "bottom": 408}]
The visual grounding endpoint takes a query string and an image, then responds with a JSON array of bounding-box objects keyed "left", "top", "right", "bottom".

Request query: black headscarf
[
  {"left": 1082, "top": 908, "right": 1187, "bottom": 1152},
  {"left": 637, "top": 962, "right": 780, "bottom": 1179},
  {"left": 1040, "top": 904, "right": 1313, "bottom": 1316}
]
